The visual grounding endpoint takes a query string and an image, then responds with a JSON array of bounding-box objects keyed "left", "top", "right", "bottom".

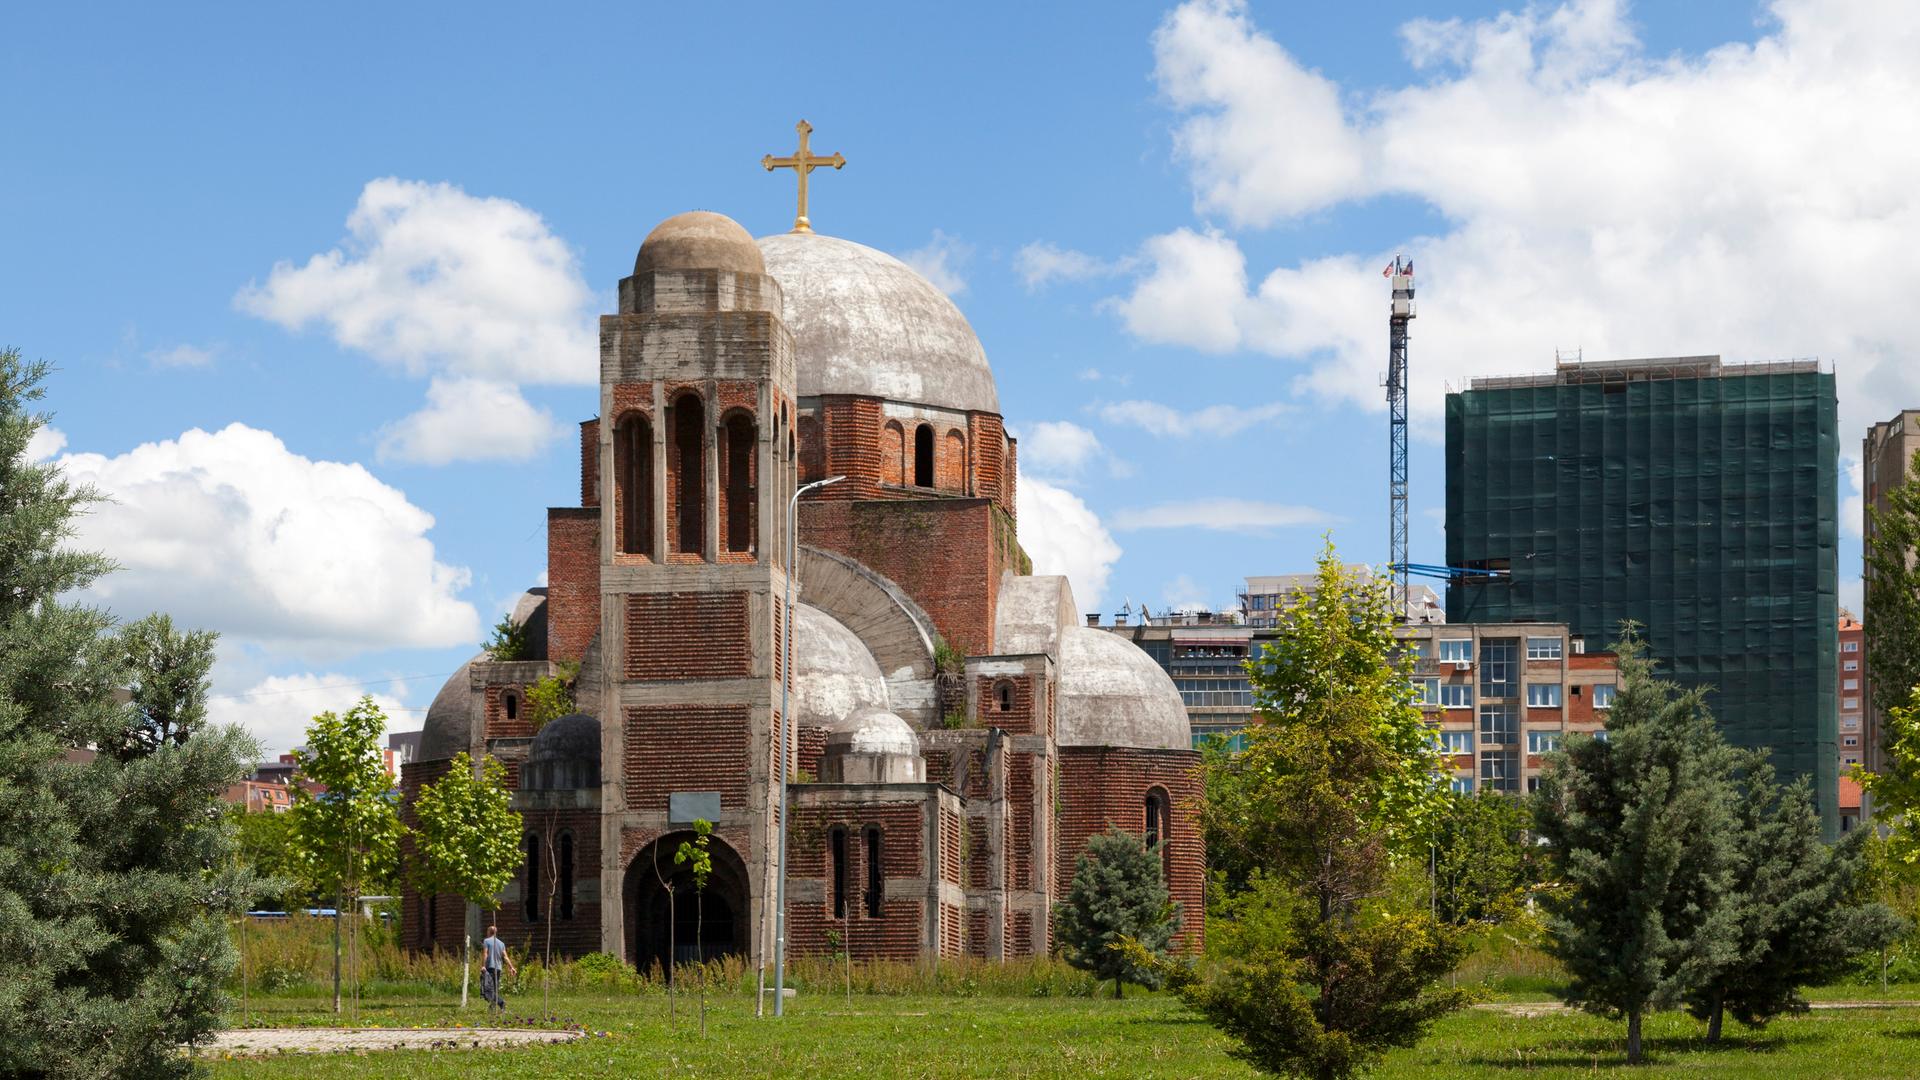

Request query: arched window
[
  {"left": 1145, "top": 787, "right": 1172, "bottom": 883},
  {"left": 503, "top": 691, "right": 518, "bottom": 722},
  {"left": 558, "top": 831, "right": 576, "bottom": 921},
  {"left": 723, "top": 412, "right": 756, "bottom": 554},
  {"left": 913, "top": 424, "right": 934, "bottom": 487},
  {"left": 668, "top": 394, "right": 705, "bottom": 556},
  {"left": 615, "top": 413, "right": 654, "bottom": 556},
  {"left": 943, "top": 428, "right": 966, "bottom": 490},
  {"left": 798, "top": 415, "right": 824, "bottom": 483},
  {"left": 994, "top": 680, "right": 1015, "bottom": 713},
  {"left": 880, "top": 420, "right": 906, "bottom": 485},
  {"left": 524, "top": 833, "right": 541, "bottom": 923},
  {"left": 864, "top": 826, "right": 884, "bottom": 918},
  {"left": 829, "top": 826, "right": 849, "bottom": 919}
]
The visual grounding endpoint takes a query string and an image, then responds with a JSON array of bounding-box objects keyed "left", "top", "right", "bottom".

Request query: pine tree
[
  {"left": 412, "top": 751, "right": 522, "bottom": 1008},
  {"left": 1054, "top": 826, "right": 1179, "bottom": 998},
  {"left": 0, "top": 347, "right": 256, "bottom": 1077},
  {"left": 1686, "top": 761, "right": 1905, "bottom": 1038},
  {"left": 113, "top": 612, "right": 218, "bottom": 758},
  {"left": 1534, "top": 628, "right": 1744, "bottom": 1063},
  {"left": 1164, "top": 548, "right": 1468, "bottom": 1080}
]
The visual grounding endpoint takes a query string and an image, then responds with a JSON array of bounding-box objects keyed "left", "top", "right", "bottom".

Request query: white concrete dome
[
  {"left": 824, "top": 705, "right": 920, "bottom": 758},
  {"left": 1057, "top": 626, "right": 1192, "bottom": 751},
  {"left": 792, "top": 603, "right": 891, "bottom": 729},
  {"left": 757, "top": 232, "right": 999, "bottom": 414}
]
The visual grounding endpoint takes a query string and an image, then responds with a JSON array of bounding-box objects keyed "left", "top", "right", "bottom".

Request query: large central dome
[{"left": 758, "top": 232, "right": 999, "bottom": 414}]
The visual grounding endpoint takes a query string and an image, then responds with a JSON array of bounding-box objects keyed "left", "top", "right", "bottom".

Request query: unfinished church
[{"left": 400, "top": 209, "right": 1202, "bottom": 970}]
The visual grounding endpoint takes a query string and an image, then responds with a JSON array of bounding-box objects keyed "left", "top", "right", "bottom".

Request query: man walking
[{"left": 479, "top": 925, "right": 516, "bottom": 1015}]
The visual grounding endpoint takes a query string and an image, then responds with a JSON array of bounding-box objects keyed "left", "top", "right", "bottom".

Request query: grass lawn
[{"left": 202, "top": 988, "right": 1920, "bottom": 1079}]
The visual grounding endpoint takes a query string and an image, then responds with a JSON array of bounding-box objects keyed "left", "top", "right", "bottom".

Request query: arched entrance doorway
[{"left": 623, "top": 831, "right": 751, "bottom": 978}]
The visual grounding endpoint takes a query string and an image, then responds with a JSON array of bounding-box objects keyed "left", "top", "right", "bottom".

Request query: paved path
[
  {"left": 203, "top": 1026, "right": 583, "bottom": 1057},
  {"left": 1476, "top": 1001, "right": 1920, "bottom": 1018}
]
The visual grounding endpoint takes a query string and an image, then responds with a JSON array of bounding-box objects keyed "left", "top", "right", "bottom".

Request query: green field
[{"left": 203, "top": 988, "right": 1920, "bottom": 1079}]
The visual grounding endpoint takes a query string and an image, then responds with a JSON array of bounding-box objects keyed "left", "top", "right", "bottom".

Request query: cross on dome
[{"left": 761, "top": 119, "right": 845, "bottom": 234}]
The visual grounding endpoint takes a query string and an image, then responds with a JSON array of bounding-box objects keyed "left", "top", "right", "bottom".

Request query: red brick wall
[
  {"left": 786, "top": 802, "right": 928, "bottom": 960},
  {"left": 800, "top": 499, "right": 997, "bottom": 656},
  {"left": 484, "top": 683, "right": 534, "bottom": 741},
  {"left": 1056, "top": 747, "right": 1206, "bottom": 952},
  {"left": 624, "top": 593, "right": 750, "bottom": 679},
  {"left": 975, "top": 674, "right": 1035, "bottom": 734},
  {"left": 506, "top": 808, "right": 602, "bottom": 960},
  {"left": 579, "top": 419, "right": 600, "bottom": 508},
  {"left": 623, "top": 704, "right": 749, "bottom": 812},
  {"left": 546, "top": 509, "right": 599, "bottom": 665}
]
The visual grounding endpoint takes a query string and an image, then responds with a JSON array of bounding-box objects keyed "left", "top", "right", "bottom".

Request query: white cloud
[
  {"left": 1840, "top": 576, "right": 1863, "bottom": 620},
  {"left": 1017, "top": 420, "right": 1107, "bottom": 482},
  {"left": 898, "top": 229, "right": 972, "bottom": 297},
  {"left": 147, "top": 344, "right": 215, "bottom": 369},
  {"left": 1096, "top": 398, "right": 1292, "bottom": 437},
  {"left": 1014, "top": 242, "right": 1131, "bottom": 290},
  {"left": 1125, "top": 0, "right": 1920, "bottom": 443},
  {"left": 237, "top": 178, "right": 596, "bottom": 462},
  {"left": 1017, "top": 477, "right": 1122, "bottom": 612},
  {"left": 378, "top": 377, "right": 566, "bottom": 465},
  {"left": 1113, "top": 498, "right": 1335, "bottom": 532},
  {"left": 27, "top": 424, "right": 66, "bottom": 462},
  {"left": 1161, "top": 573, "right": 1215, "bottom": 614},
  {"left": 57, "top": 423, "right": 480, "bottom": 654},
  {"left": 208, "top": 672, "right": 413, "bottom": 760},
  {"left": 1842, "top": 455, "right": 1863, "bottom": 540}
]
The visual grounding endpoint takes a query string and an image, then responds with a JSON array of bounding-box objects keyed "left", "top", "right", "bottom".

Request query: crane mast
[{"left": 1386, "top": 258, "right": 1415, "bottom": 620}]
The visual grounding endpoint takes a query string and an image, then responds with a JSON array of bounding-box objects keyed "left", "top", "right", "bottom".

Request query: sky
[{"left": 4, "top": 0, "right": 1911, "bottom": 756}]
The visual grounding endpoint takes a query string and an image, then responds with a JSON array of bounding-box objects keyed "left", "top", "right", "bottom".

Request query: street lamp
[{"left": 773, "top": 473, "right": 842, "bottom": 1017}]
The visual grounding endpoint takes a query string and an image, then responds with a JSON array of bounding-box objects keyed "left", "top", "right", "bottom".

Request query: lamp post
[{"left": 774, "top": 473, "right": 843, "bottom": 1017}]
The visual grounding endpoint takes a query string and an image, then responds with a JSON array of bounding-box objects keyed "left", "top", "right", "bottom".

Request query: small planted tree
[
  {"left": 676, "top": 819, "right": 715, "bottom": 1036},
  {"left": 1430, "top": 788, "right": 1538, "bottom": 927},
  {"left": 1685, "top": 759, "right": 1903, "bottom": 1038},
  {"left": 287, "top": 697, "right": 403, "bottom": 1014},
  {"left": 412, "top": 751, "right": 523, "bottom": 1008},
  {"left": 1534, "top": 629, "right": 1744, "bottom": 1063},
  {"left": 1165, "top": 547, "right": 1468, "bottom": 1080},
  {"left": 1055, "top": 826, "right": 1179, "bottom": 998}
]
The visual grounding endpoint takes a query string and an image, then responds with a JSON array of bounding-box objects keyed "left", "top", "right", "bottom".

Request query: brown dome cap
[{"left": 634, "top": 211, "right": 764, "bottom": 276}]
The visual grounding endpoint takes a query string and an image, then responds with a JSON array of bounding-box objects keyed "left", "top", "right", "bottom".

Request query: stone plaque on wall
[{"left": 669, "top": 790, "right": 722, "bottom": 824}]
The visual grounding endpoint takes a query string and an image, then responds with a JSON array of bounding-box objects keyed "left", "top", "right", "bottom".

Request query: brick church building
[{"left": 401, "top": 209, "right": 1202, "bottom": 969}]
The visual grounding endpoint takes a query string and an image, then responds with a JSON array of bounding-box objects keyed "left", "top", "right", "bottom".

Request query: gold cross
[{"left": 761, "top": 120, "right": 846, "bottom": 234}]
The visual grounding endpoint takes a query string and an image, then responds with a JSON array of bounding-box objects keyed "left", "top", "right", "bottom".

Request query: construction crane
[{"left": 1385, "top": 256, "right": 1415, "bottom": 620}]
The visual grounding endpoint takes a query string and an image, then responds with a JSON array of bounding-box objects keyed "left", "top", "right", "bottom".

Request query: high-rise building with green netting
[{"left": 1445, "top": 356, "right": 1839, "bottom": 830}]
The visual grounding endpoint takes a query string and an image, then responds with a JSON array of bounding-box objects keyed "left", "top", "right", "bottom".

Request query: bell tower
[{"left": 594, "top": 211, "right": 798, "bottom": 973}]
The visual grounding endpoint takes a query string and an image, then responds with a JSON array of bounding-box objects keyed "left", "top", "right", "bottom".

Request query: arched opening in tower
[
  {"left": 623, "top": 830, "right": 751, "bottom": 981},
  {"left": 669, "top": 394, "right": 705, "bottom": 557},
  {"left": 616, "top": 413, "right": 654, "bottom": 556},
  {"left": 723, "top": 411, "right": 756, "bottom": 555},
  {"left": 913, "top": 423, "right": 934, "bottom": 488}
]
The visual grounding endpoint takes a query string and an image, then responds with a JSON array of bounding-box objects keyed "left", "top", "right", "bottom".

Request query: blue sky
[{"left": 4, "top": 0, "right": 1904, "bottom": 755}]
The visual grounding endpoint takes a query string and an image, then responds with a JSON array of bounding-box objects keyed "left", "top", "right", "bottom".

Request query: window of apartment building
[
  {"left": 1479, "top": 703, "right": 1518, "bottom": 746},
  {"left": 1480, "top": 750, "right": 1518, "bottom": 793},
  {"left": 1844, "top": 735, "right": 1860, "bottom": 747},
  {"left": 1843, "top": 641, "right": 1859, "bottom": 653},
  {"left": 1845, "top": 755, "right": 1861, "bottom": 766},
  {"left": 1440, "top": 684, "right": 1473, "bottom": 709},
  {"left": 1593, "top": 683, "right": 1617, "bottom": 709},
  {"left": 1401, "top": 638, "right": 1430, "bottom": 660},
  {"left": 1527, "top": 730, "right": 1562, "bottom": 754},
  {"left": 1434, "top": 729, "right": 1472, "bottom": 754},
  {"left": 1845, "top": 697, "right": 1861, "bottom": 711},
  {"left": 1527, "top": 776, "right": 1541, "bottom": 794},
  {"left": 1449, "top": 775, "right": 1474, "bottom": 794},
  {"left": 1844, "top": 716, "right": 1861, "bottom": 730},
  {"left": 1480, "top": 639, "right": 1518, "bottom": 698},
  {"left": 1438, "top": 638, "right": 1473, "bottom": 663},
  {"left": 1844, "top": 678, "right": 1859, "bottom": 691},
  {"left": 1411, "top": 678, "right": 1440, "bottom": 707},
  {"left": 1525, "top": 636, "right": 1563, "bottom": 661},
  {"left": 1844, "top": 660, "right": 1859, "bottom": 672},
  {"left": 1526, "top": 683, "right": 1563, "bottom": 708}
]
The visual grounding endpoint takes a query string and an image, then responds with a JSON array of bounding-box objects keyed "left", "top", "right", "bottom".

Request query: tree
[
  {"left": 228, "top": 803, "right": 301, "bottom": 909},
  {"left": 1055, "top": 826, "right": 1179, "bottom": 997},
  {"left": 113, "top": 612, "right": 218, "bottom": 758},
  {"left": 1866, "top": 451, "right": 1920, "bottom": 726},
  {"left": 524, "top": 671, "right": 575, "bottom": 732},
  {"left": 1166, "top": 548, "right": 1468, "bottom": 1080},
  {"left": 287, "top": 696, "right": 403, "bottom": 1014},
  {"left": 1533, "top": 629, "right": 1745, "bottom": 1063},
  {"left": 484, "top": 612, "right": 533, "bottom": 661},
  {"left": 412, "top": 751, "right": 522, "bottom": 1008},
  {"left": 0, "top": 347, "right": 256, "bottom": 1077},
  {"left": 1430, "top": 789, "right": 1538, "bottom": 927},
  {"left": 1685, "top": 760, "right": 1905, "bottom": 1039},
  {"left": 676, "top": 819, "right": 715, "bottom": 1037},
  {"left": 1860, "top": 686, "right": 1920, "bottom": 868}
]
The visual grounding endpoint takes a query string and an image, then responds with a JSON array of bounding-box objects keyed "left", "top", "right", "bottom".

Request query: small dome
[
  {"left": 635, "top": 211, "right": 765, "bottom": 276},
  {"left": 792, "top": 604, "right": 890, "bottom": 729},
  {"left": 824, "top": 705, "right": 919, "bottom": 757},
  {"left": 1058, "top": 626, "right": 1192, "bottom": 751},
  {"left": 758, "top": 232, "right": 999, "bottom": 414},
  {"left": 418, "top": 654, "right": 481, "bottom": 763},
  {"left": 524, "top": 713, "right": 600, "bottom": 791}
]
